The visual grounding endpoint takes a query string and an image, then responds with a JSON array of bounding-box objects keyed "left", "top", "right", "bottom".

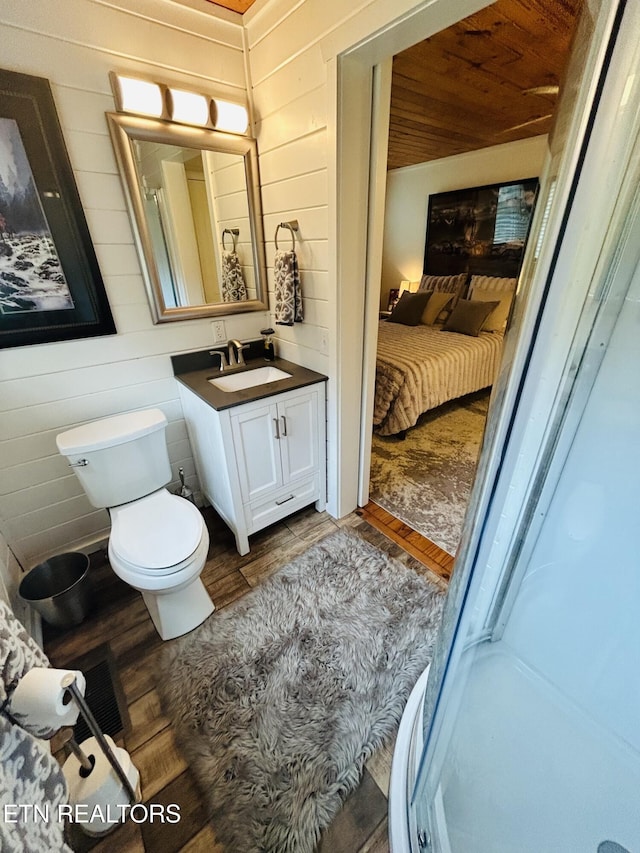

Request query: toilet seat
[
  {"left": 109, "top": 489, "right": 203, "bottom": 572},
  {"left": 108, "top": 527, "right": 209, "bottom": 591}
]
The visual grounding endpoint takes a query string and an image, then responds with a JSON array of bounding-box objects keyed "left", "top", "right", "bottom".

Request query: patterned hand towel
[
  {"left": 274, "top": 249, "right": 303, "bottom": 325},
  {"left": 221, "top": 251, "right": 248, "bottom": 302}
]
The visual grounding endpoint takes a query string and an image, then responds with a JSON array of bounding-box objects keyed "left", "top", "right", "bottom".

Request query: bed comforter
[{"left": 374, "top": 321, "right": 503, "bottom": 436}]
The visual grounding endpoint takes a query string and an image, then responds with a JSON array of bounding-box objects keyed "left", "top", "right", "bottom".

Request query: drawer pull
[
  {"left": 275, "top": 494, "right": 294, "bottom": 505},
  {"left": 273, "top": 418, "right": 280, "bottom": 439},
  {"left": 280, "top": 415, "right": 288, "bottom": 436}
]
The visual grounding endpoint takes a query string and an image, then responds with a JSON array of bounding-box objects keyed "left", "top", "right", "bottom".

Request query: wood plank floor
[
  {"left": 45, "top": 504, "right": 450, "bottom": 853},
  {"left": 357, "top": 501, "right": 455, "bottom": 582}
]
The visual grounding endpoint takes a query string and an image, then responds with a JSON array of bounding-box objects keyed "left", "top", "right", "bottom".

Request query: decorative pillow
[
  {"left": 469, "top": 275, "right": 517, "bottom": 294},
  {"left": 442, "top": 298, "right": 500, "bottom": 337},
  {"left": 421, "top": 291, "right": 454, "bottom": 325},
  {"left": 468, "top": 286, "right": 514, "bottom": 332},
  {"left": 388, "top": 290, "right": 432, "bottom": 326}
]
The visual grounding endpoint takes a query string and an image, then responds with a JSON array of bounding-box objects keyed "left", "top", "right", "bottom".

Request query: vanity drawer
[{"left": 244, "top": 476, "right": 318, "bottom": 533}]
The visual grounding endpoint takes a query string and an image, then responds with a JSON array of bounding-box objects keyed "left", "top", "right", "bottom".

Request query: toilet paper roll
[
  {"left": 9, "top": 667, "right": 86, "bottom": 729},
  {"left": 64, "top": 736, "right": 140, "bottom": 836}
]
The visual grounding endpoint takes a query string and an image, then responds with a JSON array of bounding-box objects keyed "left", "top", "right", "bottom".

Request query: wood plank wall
[
  {"left": 245, "top": 10, "right": 331, "bottom": 375},
  {"left": 244, "top": 0, "right": 425, "bottom": 375},
  {"left": 0, "top": 530, "right": 26, "bottom": 622},
  {"left": 0, "top": 0, "right": 268, "bottom": 569}
]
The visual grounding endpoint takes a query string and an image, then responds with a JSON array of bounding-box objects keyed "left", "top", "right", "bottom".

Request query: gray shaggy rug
[{"left": 158, "top": 527, "right": 443, "bottom": 853}]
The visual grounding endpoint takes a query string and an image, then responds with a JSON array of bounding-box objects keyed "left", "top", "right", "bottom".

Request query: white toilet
[{"left": 56, "top": 408, "right": 214, "bottom": 640}]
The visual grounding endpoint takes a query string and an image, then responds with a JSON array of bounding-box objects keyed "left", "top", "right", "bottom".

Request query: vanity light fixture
[
  {"left": 167, "top": 88, "right": 209, "bottom": 127},
  {"left": 211, "top": 98, "right": 249, "bottom": 134},
  {"left": 111, "top": 72, "right": 249, "bottom": 135},
  {"left": 112, "top": 75, "right": 164, "bottom": 118}
]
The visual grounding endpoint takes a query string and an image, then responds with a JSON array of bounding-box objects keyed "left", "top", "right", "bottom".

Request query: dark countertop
[{"left": 172, "top": 348, "right": 327, "bottom": 412}]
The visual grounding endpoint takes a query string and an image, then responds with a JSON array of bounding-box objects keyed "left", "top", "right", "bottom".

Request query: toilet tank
[{"left": 56, "top": 409, "right": 172, "bottom": 508}]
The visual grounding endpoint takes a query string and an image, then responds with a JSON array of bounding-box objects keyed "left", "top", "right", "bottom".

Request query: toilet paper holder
[{"left": 62, "top": 672, "right": 139, "bottom": 805}]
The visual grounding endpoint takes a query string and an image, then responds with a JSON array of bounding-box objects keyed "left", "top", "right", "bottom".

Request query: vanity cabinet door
[
  {"left": 231, "top": 387, "right": 321, "bottom": 504},
  {"left": 231, "top": 401, "right": 283, "bottom": 503},
  {"left": 277, "top": 390, "right": 318, "bottom": 484}
]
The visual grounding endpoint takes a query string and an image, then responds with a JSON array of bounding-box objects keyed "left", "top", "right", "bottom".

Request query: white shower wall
[{"left": 434, "top": 266, "right": 640, "bottom": 853}]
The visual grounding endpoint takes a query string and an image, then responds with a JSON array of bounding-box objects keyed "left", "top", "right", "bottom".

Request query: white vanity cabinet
[{"left": 178, "top": 381, "right": 326, "bottom": 555}]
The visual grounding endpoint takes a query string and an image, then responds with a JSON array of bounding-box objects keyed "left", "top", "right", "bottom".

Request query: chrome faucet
[
  {"left": 227, "top": 339, "right": 248, "bottom": 367},
  {"left": 209, "top": 349, "right": 228, "bottom": 371}
]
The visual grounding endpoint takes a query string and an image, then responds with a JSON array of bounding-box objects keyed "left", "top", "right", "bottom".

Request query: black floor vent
[{"left": 65, "top": 644, "right": 130, "bottom": 744}]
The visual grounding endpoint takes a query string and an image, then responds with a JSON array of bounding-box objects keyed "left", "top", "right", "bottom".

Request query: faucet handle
[
  {"left": 209, "top": 350, "right": 228, "bottom": 371},
  {"left": 236, "top": 342, "right": 249, "bottom": 366}
]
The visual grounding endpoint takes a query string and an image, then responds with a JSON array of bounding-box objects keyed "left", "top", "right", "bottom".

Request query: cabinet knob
[
  {"left": 280, "top": 415, "right": 288, "bottom": 436},
  {"left": 273, "top": 418, "right": 280, "bottom": 439}
]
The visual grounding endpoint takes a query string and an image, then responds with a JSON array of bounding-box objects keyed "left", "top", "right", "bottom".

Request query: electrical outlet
[
  {"left": 320, "top": 330, "right": 329, "bottom": 353},
  {"left": 211, "top": 320, "right": 226, "bottom": 343}
]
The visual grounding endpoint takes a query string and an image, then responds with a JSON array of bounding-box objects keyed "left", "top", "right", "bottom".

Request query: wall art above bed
[{"left": 423, "top": 178, "right": 538, "bottom": 280}]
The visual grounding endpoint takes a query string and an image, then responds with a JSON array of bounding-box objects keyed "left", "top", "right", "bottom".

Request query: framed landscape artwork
[
  {"left": 423, "top": 178, "right": 539, "bottom": 279},
  {"left": 0, "top": 68, "right": 115, "bottom": 348}
]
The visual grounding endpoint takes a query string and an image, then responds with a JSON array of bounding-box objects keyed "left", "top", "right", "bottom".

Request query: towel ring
[
  {"left": 222, "top": 228, "right": 239, "bottom": 252},
  {"left": 274, "top": 220, "right": 299, "bottom": 252}
]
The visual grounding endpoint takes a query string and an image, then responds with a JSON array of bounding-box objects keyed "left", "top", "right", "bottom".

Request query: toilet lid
[{"left": 110, "top": 491, "right": 204, "bottom": 570}]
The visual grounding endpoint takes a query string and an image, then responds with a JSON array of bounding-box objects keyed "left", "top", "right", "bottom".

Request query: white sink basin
[{"left": 208, "top": 365, "right": 292, "bottom": 392}]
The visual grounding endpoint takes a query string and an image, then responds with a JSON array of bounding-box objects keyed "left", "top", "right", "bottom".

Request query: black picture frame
[
  {"left": 423, "top": 178, "right": 539, "bottom": 279},
  {"left": 387, "top": 287, "right": 400, "bottom": 312},
  {"left": 0, "top": 68, "right": 115, "bottom": 349}
]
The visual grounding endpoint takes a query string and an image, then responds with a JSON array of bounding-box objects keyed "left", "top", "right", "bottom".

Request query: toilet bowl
[
  {"left": 56, "top": 409, "right": 215, "bottom": 640},
  {"left": 108, "top": 489, "right": 214, "bottom": 639}
]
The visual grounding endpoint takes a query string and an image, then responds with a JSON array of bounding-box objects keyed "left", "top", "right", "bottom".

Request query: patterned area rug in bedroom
[{"left": 369, "top": 390, "right": 490, "bottom": 555}]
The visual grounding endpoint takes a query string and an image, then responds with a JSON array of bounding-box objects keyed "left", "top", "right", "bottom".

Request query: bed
[{"left": 373, "top": 274, "right": 515, "bottom": 436}]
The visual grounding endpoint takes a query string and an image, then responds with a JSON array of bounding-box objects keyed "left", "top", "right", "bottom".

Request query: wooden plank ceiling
[
  {"left": 388, "top": 0, "right": 582, "bottom": 170},
  {"left": 203, "top": 0, "right": 581, "bottom": 169},
  {"left": 205, "top": 0, "right": 255, "bottom": 13}
]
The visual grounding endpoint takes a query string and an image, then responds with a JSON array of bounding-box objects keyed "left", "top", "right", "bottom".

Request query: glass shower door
[
  {"left": 408, "top": 1, "right": 640, "bottom": 849},
  {"left": 414, "top": 244, "right": 640, "bottom": 853}
]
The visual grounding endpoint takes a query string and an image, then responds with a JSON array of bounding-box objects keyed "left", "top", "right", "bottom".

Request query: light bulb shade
[
  {"left": 212, "top": 99, "right": 249, "bottom": 134},
  {"left": 167, "top": 88, "right": 210, "bottom": 126},
  {"left": 115, "top": 75, "right": 163, "bottom": 117},
  {"left": 399, "top": 280, "right": 419, "bottom": 297}
]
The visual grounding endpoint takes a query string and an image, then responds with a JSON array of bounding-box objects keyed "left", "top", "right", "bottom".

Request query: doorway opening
[{"left": 358, "top": 0, "right": 581, "bottom": 559}]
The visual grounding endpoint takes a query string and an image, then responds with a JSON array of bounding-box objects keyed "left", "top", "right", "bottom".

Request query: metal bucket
[{"left": 19, "top": 552, "right": 92, "bottom": 629}]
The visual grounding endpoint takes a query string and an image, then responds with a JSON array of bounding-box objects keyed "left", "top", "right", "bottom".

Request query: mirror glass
[{"left": 107, "top": 113, "right": 268, "bottom": 322}]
